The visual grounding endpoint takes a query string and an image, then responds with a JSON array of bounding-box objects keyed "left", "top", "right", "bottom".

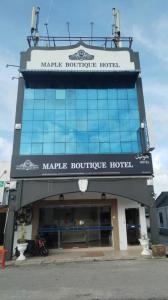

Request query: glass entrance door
[{"left": 39, "top": 205, "right": 112, "bottom": 248}]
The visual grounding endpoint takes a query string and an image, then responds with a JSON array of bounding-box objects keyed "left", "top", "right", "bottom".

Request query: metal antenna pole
[
  {"left": 66, "top": 22, "right": 71, "bottom": 45},
  {"left": 44, "top": 23, "right": 50, "bottom": 46},
  {"left": 90, "top": 22, "right": 94, "bottom": 45}
]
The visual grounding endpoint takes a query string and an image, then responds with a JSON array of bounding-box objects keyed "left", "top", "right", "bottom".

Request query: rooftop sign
[{"left": 25, "top": 45, "right": 136, "bottom": 72}]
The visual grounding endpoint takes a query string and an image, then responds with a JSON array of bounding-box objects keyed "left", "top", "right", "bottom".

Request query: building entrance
[
  {"left": 39, "top": 205, "right": 112, "bottom": 249},
  {"left": 125, "top": 208, "right": 140, "bottom": 245}
]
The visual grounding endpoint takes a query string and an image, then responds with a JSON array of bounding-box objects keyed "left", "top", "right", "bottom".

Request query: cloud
[
  {"left": 144, "top": 82, "right": 168, "bottom": 101},
  {"left": 0, "top": 137, "right": 12, "bottom": 160},
  {"left": 153, "top": 149, "right": 168, "bottom": 196},
  {"left": 132, "top": 18, "right": 168, "bottom": 64},
  {"left": 0, "top": 50, "right": 18, "bottom": 159}
]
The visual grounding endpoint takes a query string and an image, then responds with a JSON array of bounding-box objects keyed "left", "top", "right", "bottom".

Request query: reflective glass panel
[{"left": 20, "top": 87, "right": 141, "bottom": 155}]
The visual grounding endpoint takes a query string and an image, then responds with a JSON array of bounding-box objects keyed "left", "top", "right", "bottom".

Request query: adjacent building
[{"left": 156, "top": 192, "right": 168, "bottom": 235}]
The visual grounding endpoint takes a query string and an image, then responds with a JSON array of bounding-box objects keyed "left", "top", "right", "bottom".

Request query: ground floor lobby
[
  {"left": 5, "top": 177, "right": 159, "bottom": 260},
  {"left": 13, "top": 196, "right": 147, "bottom": 253}
]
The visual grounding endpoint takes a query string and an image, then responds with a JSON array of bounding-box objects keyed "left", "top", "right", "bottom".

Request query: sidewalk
[{"left": 6, "top": 246, "right": 153, "bottom": 267}]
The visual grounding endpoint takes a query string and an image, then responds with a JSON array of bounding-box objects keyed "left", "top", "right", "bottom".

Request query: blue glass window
[
  {"left": 20, "top": 143, "right": 31, "bottom": 154},
  {"left": 45, "top": 99, "right": 56, "bottom": 109},
  {"left": 55, "top": 132, "right": 66, "bottom": 143},
  {"left": 76, "top": 89, "right": 87, "bottom": 100},
  {"left": 66, "top": 132, "right": 76, "bottom": 143},
  {"left": 109, "top": 132, "right": 120, "bottom": 142},
  {"left": 55, "top": 99, "right": 66, "bottom": 110},
  {"left": 24, "top": 89, "right": 34, "bottom": 100},
  {"left": 55, "top": 143, "right": 65, "bottom": 153},
  {"left": 100, "top": 143, "right": 110, "bottom": 153},
  {"left": 99, "top": 120, "right": 109, "bottom": 131},
  {"left": 20, "top": 87, "right": 141, "bottom": 155},
  {"left": 45, "top": 89, "right": 56, "bottom": 100},
  {"left": 22, "top": 121, "right": 33, "bottom": 132},
  {"left": 22, "top": 110, "right": 34, "bottom": 121},
  {"left": 118, "top": 89, "right": 127, "bottom": 99},
  {"left": 88, "top": 89, "right": 97, "bottom": 99},
  {"left": 98, "top": 100, "right": 108, "bottom": 109},
  {"left": 110, "top": 143, "right": 121, "bottom": 153},
  {"left": 44, "top": 121, "right": 55, "bottom": 132},
  {"left": 32, "top": 143, "right": 43, "bottom": 154},
  {"left": 34, "top": 110, "right": 44, "bottom": 120},
  {"left": 66, "top": 121, "right": 76, "bottom": 131},
  {"left": 44, "top": 110, "right": 55, "bottom": 121},
  {"left": 55, "top": 110, "right": 65, "bottom": 120},
  {"left": 99, "top": 132, "right": 110, "bottom": 142},
  {"left": 43, "top": 132, "right": 55, "bottom": 142},
  {"left": 108, "top": 100, "right": 118, "bottom": 109},
  {"left": 121, "top": 143, "right": 132, "bottom": 153},
  {"left": 21, "top": 133, "right": 32, "bottom": 143},
  {"left": 66, "top": 99, "right": 76, "bottom": 109},
  {"left": 66, "top": 110, "right": 76, "bottom": 120},
  {"left": 33, "top": 121, "right": 44, "bottom": 132},
  {"left": 88, "top": 132, "right": 99, "bottom": 142},
  {"left": 88, "top": 100, "right": 97, "bottom": 109},
  {"left": 24, "top": 99, "right": 34, "bottom": 109},
  {"left": 76, "top": 100, "right": 87, "bottom": 109},
  {"left": 98, "top": 89, "right": 107, "bottom": 99},
  {"left": 88, "top": 120, "right": 99, "bottom": 131},
  {"left": 35, "top": 89, "right": 45, "bottom": 100},
  {"left": 34, "top": 100, "right": 45, "bottom": 109},
  {"left": 32, "top": 132, "right": 43, "bottom": 143},
  {"left": 108, "top": 89, "right": 117, "bottom": 99},
  {"left": 88, "top": 110, "right": 98, "bottom": 120},
  {"left": 89, "top": 143, "right": 99, "bottom": 153},
  {"left": 98, "top": 110, "right": 109, "bottom": 120},
  {"left": 77, "top": 143, "right": 89, "bottom": 153},
  {"left": 43, "top": 143, "right": 54, "bottom": 154},
  {"left": 108, "top": 110, "right": 118, "bottom": 119},
  {"left": 76, "top": 121, "right": 87, "bottom": 131},
  {"left": 66, "top": 143, "right": 76, "bottom": 153},
  {"left": 76, "top": 110, "right": 87, "bottom": 120},
  {"left": 56, "top": 89, "right": 65, "bottom": 100}
]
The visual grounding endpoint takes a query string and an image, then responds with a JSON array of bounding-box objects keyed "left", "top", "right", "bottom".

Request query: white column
[
  {"left": 118, "top": 198, "right": 127, "bottom": 250},
  {"left": 139, "top": 206, "right": 147, "bottom": 237}
]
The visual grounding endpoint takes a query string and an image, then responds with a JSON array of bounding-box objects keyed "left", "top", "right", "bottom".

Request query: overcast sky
[{"left": 0, "top": 0, "right": 167, "bottom": 196}]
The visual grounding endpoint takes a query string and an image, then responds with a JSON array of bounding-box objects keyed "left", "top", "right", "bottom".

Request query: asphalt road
[{"left": 0, "top": 260, "right": 168, "bottom": 300}]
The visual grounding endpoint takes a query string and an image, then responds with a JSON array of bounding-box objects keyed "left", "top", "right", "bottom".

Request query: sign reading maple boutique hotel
[
  {"left": 11, "top": 154, "right": 153, "bottom": 178},
  {"left": 25, "top": 45, "right": 136, "bottom": 72}
]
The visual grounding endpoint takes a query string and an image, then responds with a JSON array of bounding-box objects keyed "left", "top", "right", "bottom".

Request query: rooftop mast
[
  {"left": 30, "top": 6, "right": 40, "bottom": 46},
  {"left": 112, "top": 8, "right": 122, "bottom": 48}
]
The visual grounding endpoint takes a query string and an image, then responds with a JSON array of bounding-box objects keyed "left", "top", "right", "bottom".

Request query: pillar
[
  {"left": 111, "top": 199, "right": 120, "bottom": 251},
  {"left": 149, "top": 202, "right": 159, "bottom": 244},
  {"left": 32, "top": 204, "right": 39, "bottom": 239}
]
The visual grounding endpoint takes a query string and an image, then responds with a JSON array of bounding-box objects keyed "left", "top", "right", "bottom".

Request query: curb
[{"left": 5, "top": 255, "right": 168, "bottom": 268}]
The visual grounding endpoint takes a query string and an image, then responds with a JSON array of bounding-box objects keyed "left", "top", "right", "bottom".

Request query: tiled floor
[{"left": 6, "top": 246, "right": 143, "bottom": 267}]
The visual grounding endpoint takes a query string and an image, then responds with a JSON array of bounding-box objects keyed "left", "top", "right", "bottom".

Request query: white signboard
[
  {"left": 26, "top": 45, "right": 135, "bottom": 72},
  {"left": 0, "top": 181, "right": 4, "bottom": 205}
]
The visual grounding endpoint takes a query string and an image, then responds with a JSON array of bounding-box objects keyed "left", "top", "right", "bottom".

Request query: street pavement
[{"left": 0, "top": 259, "right": 168, "bottom": 300}]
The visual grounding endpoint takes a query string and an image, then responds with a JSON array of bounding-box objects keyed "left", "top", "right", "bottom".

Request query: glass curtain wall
[{"left": 20, "top": 88, "right": 141, "bottom": 155}]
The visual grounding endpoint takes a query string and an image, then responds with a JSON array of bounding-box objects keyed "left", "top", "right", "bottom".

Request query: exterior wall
[{"left": 118, "top": 197, "right": 147, "bottom": 250}]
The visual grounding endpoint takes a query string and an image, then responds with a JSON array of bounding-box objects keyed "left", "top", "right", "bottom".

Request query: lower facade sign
[{"left": 11, "top": 153, "right": 153, "bottom": 178}]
